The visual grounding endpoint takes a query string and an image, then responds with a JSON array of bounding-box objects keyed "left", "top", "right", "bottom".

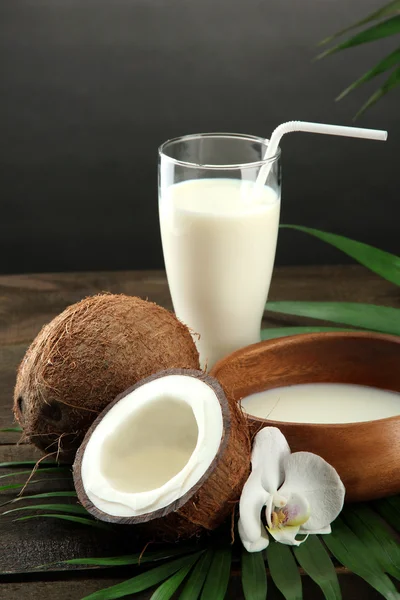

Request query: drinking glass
[{"left": 158, "top": 133, "right": 281, "bottom": 369}]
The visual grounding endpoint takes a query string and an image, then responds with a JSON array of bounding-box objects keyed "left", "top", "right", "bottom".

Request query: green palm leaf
[
  {"left": 0, "top": 490, "right": 77, "bottom": 509},
  {"left": 3, "top": 503, "right": 88, "bottom": 516},
  {"left": 355, "top": 66, "right": 400, "bottom": 118},
  {"left": 241, "top": 549, "right": 267, "bottom": 600},
  {"left": 387, "top": 496, "right": 400, "bottom": 512},
  {"left": 179, "top": 549, "right": 214, "bottom": 600},
  {"left": 266, "top": 543, "right": 302, "bottom": 600},
  {"left": 0, "top": 468, "right": 68, "bottom": 480},
  {"left": 150, "top": 558, "right": 199, "bottom": 600},
  {"left": 200, "top": 545, "right": 232, "bottom": 600},
  {"left": 324, "top": 518, "right": 399, "bottom": 599},
  {"left": 14, "top": 514, "right": 111, "bottom": 531},
  {"left": 0, "top": 427, "right": 22, "bottom": 433},
  {"left": 319, "top": 1, "right": 400, "bottom": 45},
  {"left": 0, "top": 478, "right": 72, "bottom": 493},
  {"left": 0, "top": 469, "right": 71, "bottom": 492},
  {"left": 280, "top": 225, "right": 400, "bottom": 286},
  {"left": 80, "top": 553, "right": 203, "bottom": 600},
  {"left": 293, "top": 536, "right": 341, "bottom": 600},
  {"left": 317, "top": 16, "right": 400, "bottom": 60},
  {"left": 12, "top": 491, "right": 77, "bottom": 501},
  {"left": 63, "top": 546, "right": 202, "bottom": 568},
  {"left": 342, "top": 505, "right": 400, "bottom": 580},
  {"left": 0, "top": 482, "right": 37, "bottom": 493},
  {"left": 265, "top": 302, "right": 400, "bottom": 336},
  {"left": 373, "top": 498, "right": 400, "bottom": 532},
  {"left": 0, "top": 461, "right": 62, "bottom": 468},
  {"left": 336, "top": 48, "right": 400, "bottom": 100},
  {"left": 261, "top": 327, "right": 352, "bottom": 340}
]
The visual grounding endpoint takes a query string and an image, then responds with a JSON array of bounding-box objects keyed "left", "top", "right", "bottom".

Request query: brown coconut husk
[
  {"left": 14, "top": 295, "right": 200, "bottom": 460},
  {"left": 73, "top": 369, "right": 251, "bottom": 541}
]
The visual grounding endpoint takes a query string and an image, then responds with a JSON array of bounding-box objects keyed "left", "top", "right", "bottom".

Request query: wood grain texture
[
  {"left": 0, "top": 444, "right": 44, "bottom": 463},
  {"left": 0, "top": 512, "right": 132, "bottom": 576},
  {"left": 1, "top": 266, "right": 398, "bottom": 441},
  {"left": 0, "top": 267, "right": 399, "bottom": 598},
  {"left": 0, "top": 579, "right": 153, "bottom": 600},
  {"left": 0, "top": 472, "right": 135, "bottom": 575},
  {"left": 211, "top": 332, "right": 400, "bottom": 502},
  {"left": 0, "top": 572, "right": 390, "bottom": 599}
]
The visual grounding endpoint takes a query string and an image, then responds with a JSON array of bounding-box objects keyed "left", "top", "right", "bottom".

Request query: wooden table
[{"left": 1, "top": 267, "right": 399, "bottom": 599}]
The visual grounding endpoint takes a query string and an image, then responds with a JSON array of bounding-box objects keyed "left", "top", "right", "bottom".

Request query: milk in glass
[{"left": 160, "top": 178, "right": 280, "bottom": 368}]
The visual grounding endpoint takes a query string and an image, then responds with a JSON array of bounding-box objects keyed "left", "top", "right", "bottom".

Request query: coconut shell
[
  {"left": 14, "top": 295, "right": 199, "bottom": 460},
  {"left": 73, "top": 369, "right": 251, "bottom": 541}
]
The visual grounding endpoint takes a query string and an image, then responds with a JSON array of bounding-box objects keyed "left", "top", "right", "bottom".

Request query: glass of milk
[{"left": 158, "top": 133, "right": 281, "bottom": 370}]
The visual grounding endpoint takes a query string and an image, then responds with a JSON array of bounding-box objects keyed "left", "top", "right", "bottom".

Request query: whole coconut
[{"left": 14, "top": 294, "right": 199, "bottom": 460}]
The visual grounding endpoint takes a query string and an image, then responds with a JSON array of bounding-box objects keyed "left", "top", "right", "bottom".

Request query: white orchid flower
[{"left": 238, "top": 427, "right": 345, "bottom": 552}]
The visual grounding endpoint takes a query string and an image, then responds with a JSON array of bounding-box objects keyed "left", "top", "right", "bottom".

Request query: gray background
[{"left": 1, "top": 0, "right": 399, "bottom": 274}]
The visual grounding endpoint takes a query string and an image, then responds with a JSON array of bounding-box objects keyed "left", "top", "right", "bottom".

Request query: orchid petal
[
  {"left": 279, "top": 452, "right": 345, "bottom": 531},
  {"left": 265, "top": 493, "right": 274, "bottom": 529},
  {"left": 295, "top": 533, "right": 309, "bottom": 544},
  {"left": 266, "top": 492, "right": 310, "bottom": 547},
  {"left": 302, "top": 524, "right": 332, "bottom": 535},
  {"left": 280, "top": 491, "right": 310, "bottom": 527},
  {"left": 269, "top": 525, "right": 302, "bottom": 546},
  {"left": 239, "top": 467, "right": 270, "bottom": 544},
  {"left": 252, "top": 427, "right": 291, "bottom": 493},
  {"left": 239, "top": 519, "right": 270, "bottom": 552}
]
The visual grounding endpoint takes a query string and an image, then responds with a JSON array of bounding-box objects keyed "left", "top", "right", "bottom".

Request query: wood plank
[
  {"left": 0, "top": 444, "right": 44, "bottom": 463},
  {"left": 0, "top": 572, "right": 390, "bottom": 599},
  {"left": 0, "top": 470, "right": 137, "bottom": 575},
  {"left": 0, "top": 267, "right": 399, "bottom": 596},
  {"left": 0, "top": 458, "right": 143, "bottom": 575},
  {"left": 1, "top": 266, "right": 399, "bottom": 439},
  {"left": 0, "top": 266, "right": 398, "bottom": 348},
  {"left": 0, "top": 517, "right": 133, "bottom": 575},
  {"left": 0, "top": 344, "right": 27, "bottom": 444},
  {"left": 0, "top": 271, "right": 173, "bottom": 348},
  {"left": 0, "top": 578, "right": 154, "bottom": 600}
]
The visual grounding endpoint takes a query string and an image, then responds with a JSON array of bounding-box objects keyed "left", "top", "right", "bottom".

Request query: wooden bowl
[{"left": 210, "top": 331, "right": 400, "bottom": 502}]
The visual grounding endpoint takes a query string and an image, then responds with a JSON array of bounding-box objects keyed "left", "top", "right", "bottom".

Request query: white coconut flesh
[{"left": 81, "top": 374, "right": 224, "bottom": 517}]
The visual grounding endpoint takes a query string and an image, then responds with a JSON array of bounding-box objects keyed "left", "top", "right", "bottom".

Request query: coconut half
[{"left": 73, "top": 369, "right": 250, "bottom": 539}]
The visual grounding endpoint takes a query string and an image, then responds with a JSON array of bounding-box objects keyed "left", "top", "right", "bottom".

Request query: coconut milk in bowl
[{"left": 210, "top": 331, "right": 400, "bottom": 502}]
